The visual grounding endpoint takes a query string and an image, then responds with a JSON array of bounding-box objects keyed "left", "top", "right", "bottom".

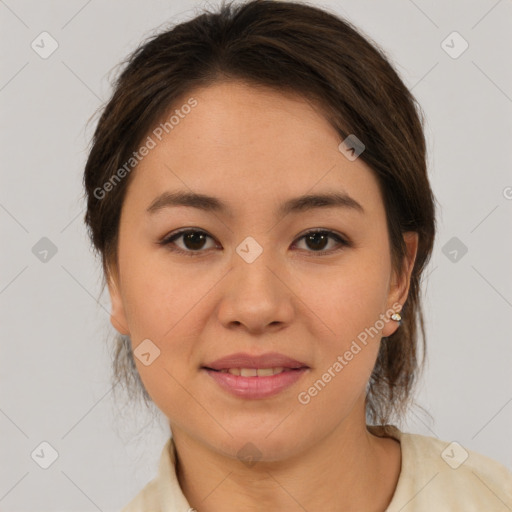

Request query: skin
[{"left": 107, "top": 81, "right": 418, "bottom": 511}]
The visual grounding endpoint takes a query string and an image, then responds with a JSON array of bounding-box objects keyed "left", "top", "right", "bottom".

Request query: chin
[{"left": 202, "top": 425, "right": 310, "bottom": 465}]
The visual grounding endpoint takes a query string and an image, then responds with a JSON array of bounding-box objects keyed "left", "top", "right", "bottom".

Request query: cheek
[
  {"left": 126, "top": 284, "right": 204, "bottom": 419},
  {"left": 118, "top": 253, "right": 210, "bottom": 403},
  {"left": 119, "top": 248, "right": 189, "bottom": 339},
  {"left": 295, "top": 251, "right": 390, "bottom": 401},
  {"left": 296, "top": 288, "right": 384, "bottom": 422},
  {"left": 302, "top": 251, "right": 391, "bottom": 344},
  {"left": 122, "top": 274, "right": 199, "bottom": 379}
]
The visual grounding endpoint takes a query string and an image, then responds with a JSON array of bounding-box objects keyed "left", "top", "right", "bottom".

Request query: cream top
[{"left": 121, "top": 426, "right": 512, "bottom": 511}]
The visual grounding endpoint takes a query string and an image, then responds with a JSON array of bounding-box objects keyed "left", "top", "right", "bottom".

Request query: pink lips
[
  {"left": 202, "top": 351, "right": 309, "bottom": 399},
  {"left": 204, "top": 368, "right": 308, "bottom": 399}
]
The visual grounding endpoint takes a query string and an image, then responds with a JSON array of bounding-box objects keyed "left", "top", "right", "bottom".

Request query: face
[{"left": 107, "top": 81, "right": 418, "bottom": 461}]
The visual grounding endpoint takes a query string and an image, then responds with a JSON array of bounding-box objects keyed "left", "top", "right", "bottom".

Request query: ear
[
  {"left": 106, "top": 266, "right": 130, "bottom": 336},
  {"left": 381, "top": 231, "right": 419, "bottom": 338}
]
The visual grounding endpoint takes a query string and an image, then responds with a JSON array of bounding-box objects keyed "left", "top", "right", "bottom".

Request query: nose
[{"left": 216, "top": 244, "right": 295, "bottom": 334}]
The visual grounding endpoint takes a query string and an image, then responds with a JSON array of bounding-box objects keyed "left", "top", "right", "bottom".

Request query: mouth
[
  {"left": 201, "top": 365, "right": 309, "bottom": 399},
  {"left": 200, "top": 351, "right": 310, "bottom": 399}
]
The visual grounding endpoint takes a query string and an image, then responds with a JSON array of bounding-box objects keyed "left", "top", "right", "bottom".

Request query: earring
[{"left": 391, "top": 312, "right": 402, "bottom": 322}]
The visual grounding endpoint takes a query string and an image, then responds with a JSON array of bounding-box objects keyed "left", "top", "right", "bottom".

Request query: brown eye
[
  {"left": 179, "top": 231, "right": 209, "bottom": 251},
  {"left": 160, "top": 229, "right": 217, "bottom": 256},
  {"left": 304, "top": 232, "right": 330, "bottom": 251},
  {"left": 293, "top": 230, "right": 349, "bottom": 254}
]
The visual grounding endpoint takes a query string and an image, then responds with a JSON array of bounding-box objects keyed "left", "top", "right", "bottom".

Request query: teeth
[
  {"left": 256, "top": 368, "right": 274, "bottom": 377},
  {"left": 218, "top": 367, "right": 289, "bottom": 377}
]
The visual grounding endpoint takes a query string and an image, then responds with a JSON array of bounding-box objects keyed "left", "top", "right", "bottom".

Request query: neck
[{"left": 172, "top": 403, "right": 401, "bottom": 512}]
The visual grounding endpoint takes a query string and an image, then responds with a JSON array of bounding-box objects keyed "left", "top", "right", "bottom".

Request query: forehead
[{"left": 124, "top": 81, "right": 384, "bottom": 218}]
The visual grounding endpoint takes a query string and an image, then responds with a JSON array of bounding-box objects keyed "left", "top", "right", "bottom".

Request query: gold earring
[{"left": 391, "top": 312, "right": 402, "bottom": 322}]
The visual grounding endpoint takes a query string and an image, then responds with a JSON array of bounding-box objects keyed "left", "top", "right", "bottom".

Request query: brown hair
[{"left": 83, "top": 0, "right": 436, "bottom": 428}]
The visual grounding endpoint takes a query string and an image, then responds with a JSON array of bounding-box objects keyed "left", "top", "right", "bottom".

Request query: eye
[
  {"left": 158, "top": 228, "right": 350, "bottom": 256},
  {"left": 159, "top": 228, "right": 217, "bottom": 256},
  {"left": 292, "top": 229, "right": 350, "bottom": 254}
]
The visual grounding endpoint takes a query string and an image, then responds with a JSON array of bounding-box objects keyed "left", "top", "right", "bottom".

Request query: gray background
[{"left": 1, "top": 0, "right": 511, "bottom": 510}]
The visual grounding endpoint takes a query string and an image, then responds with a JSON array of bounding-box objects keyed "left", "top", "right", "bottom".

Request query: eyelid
[{"left": 158, "top": 227, "right": 351, "bottom": 256}]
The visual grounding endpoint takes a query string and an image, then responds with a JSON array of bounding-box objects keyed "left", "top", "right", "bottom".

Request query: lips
[
  {"left": 202, "top": 351, "right": 309, "bottom": 372},
  {"left": 203, "top": 366, "right": 309, "bottom": 399}
]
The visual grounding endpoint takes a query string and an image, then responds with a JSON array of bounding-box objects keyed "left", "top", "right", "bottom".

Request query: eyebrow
[{"left": 146, "top": 190, "right": 365, "bottom": 217}]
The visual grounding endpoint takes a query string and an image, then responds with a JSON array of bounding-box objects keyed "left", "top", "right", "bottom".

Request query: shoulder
[
  {"left": 386, "top": 429, "right": 512, "bottom": 511},
  {"left": 120, "top": 478, "right": 160, "bottom": 512},
  {"left": 120, "top": 437, "right": 193, "bottom": 511}
]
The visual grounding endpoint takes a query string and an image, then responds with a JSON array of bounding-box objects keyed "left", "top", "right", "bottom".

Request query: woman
[{"left": 83, "top": 1, "right": 512, "bottom": 510}]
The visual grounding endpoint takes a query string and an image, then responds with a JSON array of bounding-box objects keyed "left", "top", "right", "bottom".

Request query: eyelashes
[{"left": 158, "top": 228, "right": 351, "bottom": 257}]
